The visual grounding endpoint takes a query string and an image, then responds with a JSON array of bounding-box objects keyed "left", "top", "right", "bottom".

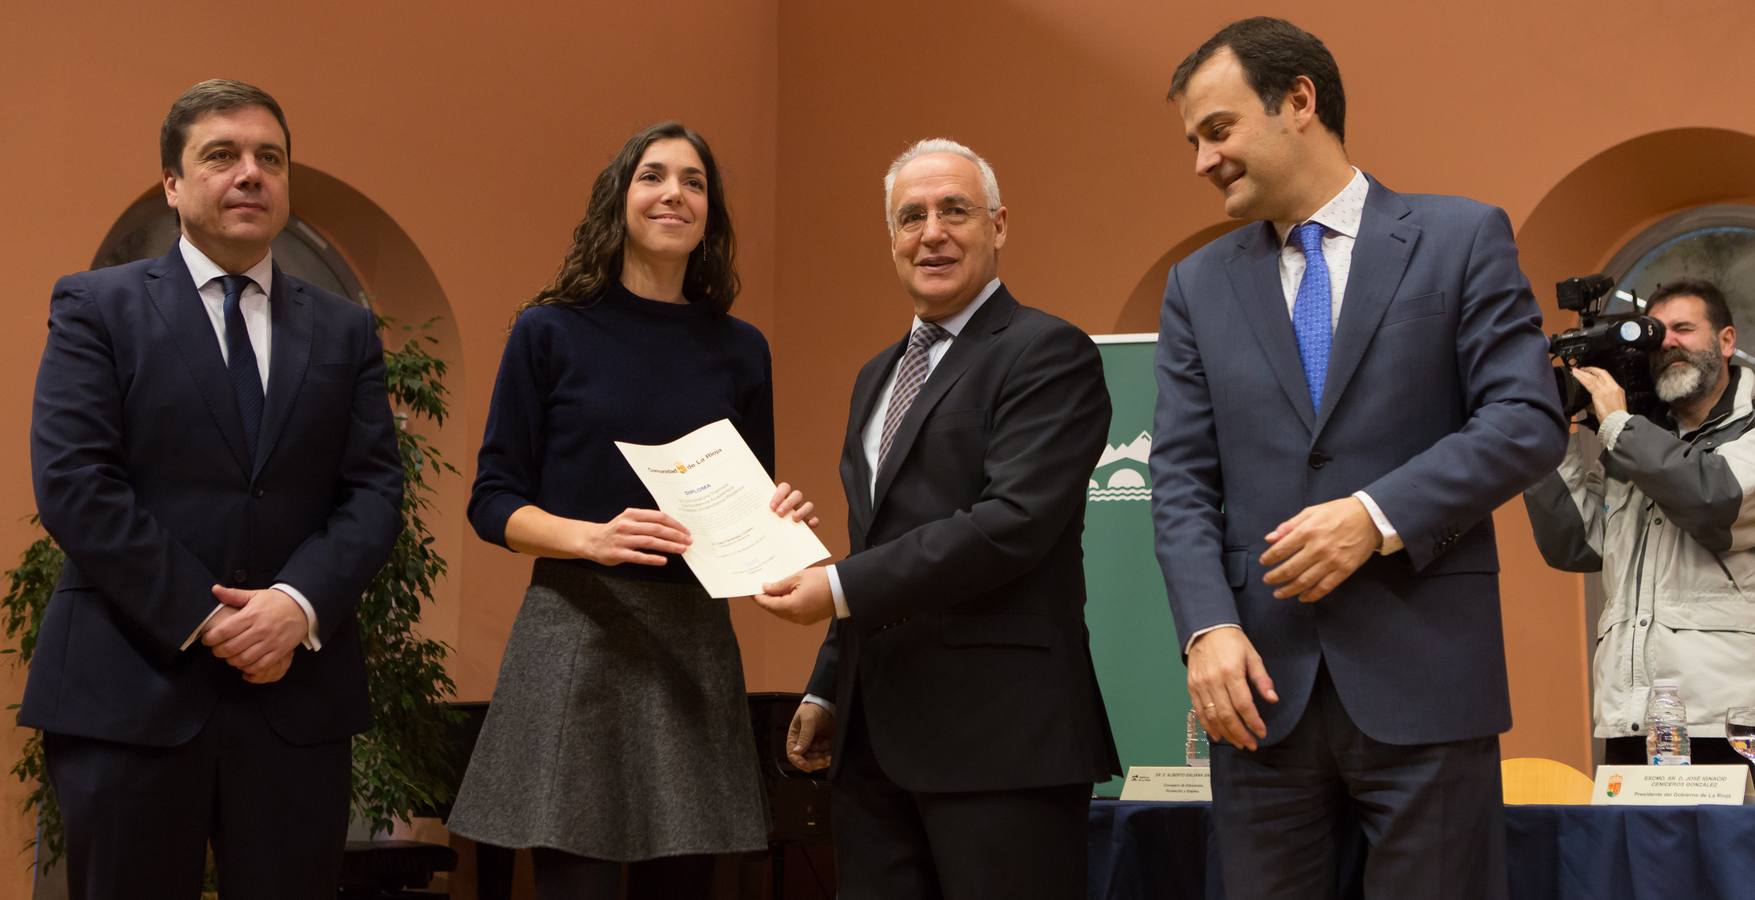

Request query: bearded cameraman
[{"left": 1524, "top": 279, "right": 1755, "bottom": 769}]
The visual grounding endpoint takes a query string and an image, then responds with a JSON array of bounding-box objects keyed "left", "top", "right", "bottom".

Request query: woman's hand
[
  {"left": 770, "top": 481, "right": 820, "bottom": 529},
  {"left": 578, "top": 508, "right": 691, "bottom": 566}
]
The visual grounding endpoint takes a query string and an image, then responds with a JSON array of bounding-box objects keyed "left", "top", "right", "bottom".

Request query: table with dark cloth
[{"left": 1088, "top": 799, "right": 1755, "bottom": 900}]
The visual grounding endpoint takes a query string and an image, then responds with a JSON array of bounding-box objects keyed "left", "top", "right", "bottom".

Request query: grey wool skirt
[{"left": 446, "top": 559, "right": 769, "bottom": 861}]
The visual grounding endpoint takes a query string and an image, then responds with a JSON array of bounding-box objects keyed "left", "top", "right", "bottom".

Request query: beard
[{"left": 1652, "top": 346, "right": 1723, "bottom": 405}]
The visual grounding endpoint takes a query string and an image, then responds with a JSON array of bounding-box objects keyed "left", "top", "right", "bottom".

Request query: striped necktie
[{"left": 877, "top": 321, "right": 951, "bottom": 469}]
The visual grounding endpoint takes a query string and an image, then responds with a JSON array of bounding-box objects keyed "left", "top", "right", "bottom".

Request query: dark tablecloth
[{"left": 1089, "top": 799, "right": 1755, "bottom": 900}]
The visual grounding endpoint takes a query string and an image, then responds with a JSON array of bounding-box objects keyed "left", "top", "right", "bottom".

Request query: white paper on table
[{"left": 615, "top": 419, "right": 830, "bottom": 598}]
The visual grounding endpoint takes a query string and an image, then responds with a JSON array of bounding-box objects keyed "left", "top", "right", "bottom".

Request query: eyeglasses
[{"left": 894, "top": 204, "right": 994, "bottom": 235}]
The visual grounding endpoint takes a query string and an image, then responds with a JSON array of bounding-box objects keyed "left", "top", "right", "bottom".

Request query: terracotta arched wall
[
  {"left": 1501, "top": 127, "right": 1755, "bottom": 767},
  {"left": 10, "top": 4, "right": 1755, "bottom": 893},
  {"left": 0, "top": 5, "right": 780, "bottom": 893},
  {"left": 1517, "top": 128, "right": 1755, "bottom": 303},
  {"left": 1116, "top": 222, "right": 1246, "bottom": 334},
  {"left": 292, "top": 163, "right": 469, "bottom": 659},
  {"left": 765, "top": 3, "right": 1755, "bottom": 773}
]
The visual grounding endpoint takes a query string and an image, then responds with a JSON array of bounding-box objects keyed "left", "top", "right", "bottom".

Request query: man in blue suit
[
  {"left": 24, "top": 80, "right": 402, "bottom": 899},
  {"left": 1149, "top": 18, "right": 1566, "bottom": 899}
]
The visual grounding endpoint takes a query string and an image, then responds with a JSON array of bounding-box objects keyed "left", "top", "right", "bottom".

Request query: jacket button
[
  {"left": 1307, "top": 451, "right": 1329, "bottom": 469},
  {"left": 254, "top": 488, "right": 266, "bottom": 499},
  {"left": 232, "top": 569, "right": 247, "bottom": 584},
  {"left": 1631, "top": 722, "right": 1641, "bottom": 732}
]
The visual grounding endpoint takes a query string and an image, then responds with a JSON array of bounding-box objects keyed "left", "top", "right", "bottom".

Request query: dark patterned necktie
[
  {"left": 877, "top": 321, "right": 951, "bottom": 469},
  {"left": 1290, "top": 221, "right": 1333, "bottom": 411},
  {"left": 218, "top": 274, "right": 265, "bottom": 461}
]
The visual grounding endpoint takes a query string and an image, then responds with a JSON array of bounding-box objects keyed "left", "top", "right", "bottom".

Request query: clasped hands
[
  {"left": 1189, "top": 496, "right": 1380, "bottom": 751},
  {"left": 199, "top": 586, "right": 308, "bottom": 684}
]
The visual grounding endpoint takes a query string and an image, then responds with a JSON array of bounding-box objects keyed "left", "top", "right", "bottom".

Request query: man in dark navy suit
[
  {"left": 1151, "top": 18, "right": 1567, "bottom": 900},
  {"left": 25, "top": 80, "right": 402, "bottom": 899},
  {"left": 753, "top": 139, "right": 1118, "bottom": 899}
]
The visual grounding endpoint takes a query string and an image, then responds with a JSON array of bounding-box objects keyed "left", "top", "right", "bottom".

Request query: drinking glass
[{"left": 1725, "top": 707, "right": 1755, "bottom": 764}]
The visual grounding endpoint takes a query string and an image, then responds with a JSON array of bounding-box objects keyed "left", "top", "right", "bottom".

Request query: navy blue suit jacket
[
  {"left": 23, "top": 244, "right": 403, "bottom": 747},
  {"left": 1149, "top": 178, "right": 1567, "bottom": 747}
]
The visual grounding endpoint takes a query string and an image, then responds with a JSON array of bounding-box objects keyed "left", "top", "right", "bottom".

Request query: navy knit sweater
[{"left": 468, "top": 281, "right": 774, "bottom": 583}]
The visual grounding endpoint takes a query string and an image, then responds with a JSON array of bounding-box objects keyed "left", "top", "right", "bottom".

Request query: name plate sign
[
  {"left": 1591, "top": 765, "right": 1754, "bottom": 806},
  {"left": 1119, "top": 766, "right": 1212, "bottom": 802}
]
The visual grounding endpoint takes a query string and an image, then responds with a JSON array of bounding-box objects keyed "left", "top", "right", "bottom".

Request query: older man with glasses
[{"left": 753, "top": 138, "right": 1120, "bottom": 899}]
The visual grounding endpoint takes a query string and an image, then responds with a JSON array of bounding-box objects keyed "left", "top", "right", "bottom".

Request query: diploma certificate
[{"left": 615, "top": 419, "right": 830, "bottom": 598}]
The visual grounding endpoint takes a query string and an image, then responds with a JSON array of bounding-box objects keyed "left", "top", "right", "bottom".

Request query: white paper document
[{"left": 615, "top": 419, "right": 830, "bottom": 598}]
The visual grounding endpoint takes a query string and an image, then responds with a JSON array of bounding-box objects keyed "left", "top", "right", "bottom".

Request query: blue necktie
[
  {"left": 1291, "top": 222, "right": 1333, "bottom": 411},
  {"left": 219, "top": 274, "right": 265, "bottom": 461}
]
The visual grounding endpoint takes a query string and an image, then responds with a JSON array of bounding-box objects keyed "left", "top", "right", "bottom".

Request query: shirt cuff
[
  {"left": 1597, "top": 410, "right": 1634, "bottom": 453},
  {"left": 826, "top": 565, "right": 850, "bottom": 620},
  {"left": 1352, "top": 490, "right": 1403, "bottom": 555},
  {"left": 180, "top": 604, "right": 226, "bottom": 651},
  {"left": 1184, "top": 623, "right": 1241, "bottom": 656},
  {"left": 802, "top": 694, "right": 836, "bottom": 716},
  {"left": 273, "top": 583, "right": 321, "bottom": 651}
]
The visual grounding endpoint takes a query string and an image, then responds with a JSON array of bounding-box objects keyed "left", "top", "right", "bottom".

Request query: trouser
[
  {"left": 829, "top": 697, "right": 1091, "bottom": 900},
  {"left": 1210, "top": 663, "right": 1506, "bottom": 900},
  {"left": 44, "top": 692, "right": 350, "bottom": 900}
]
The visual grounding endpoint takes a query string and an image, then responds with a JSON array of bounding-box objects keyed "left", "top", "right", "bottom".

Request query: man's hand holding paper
[{"left": 752, "top": 566, "right": 835, "bottom": 624}]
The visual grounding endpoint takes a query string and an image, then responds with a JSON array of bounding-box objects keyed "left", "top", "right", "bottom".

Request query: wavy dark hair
[{"left": 520, "top": 122, "right": 739, "bottom": 316}]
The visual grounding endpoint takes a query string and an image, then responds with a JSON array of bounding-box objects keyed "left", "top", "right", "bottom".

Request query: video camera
[{"left": 1547, "top": 274, "right": 1667, "bottom": 424}]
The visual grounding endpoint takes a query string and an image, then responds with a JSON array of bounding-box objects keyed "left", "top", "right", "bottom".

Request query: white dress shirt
[
  {"left": 802, "top": 278, "right": 1001, "bottom": 713},
  {"left": 1184, "top": 169, "right": 1401, "bottom": 653},
  {"left": 175, "top": 237, "right": 321, "bottom": 652}
]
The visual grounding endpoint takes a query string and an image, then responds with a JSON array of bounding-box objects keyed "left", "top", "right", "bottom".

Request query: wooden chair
[{"left": 1501, "top": 757, "right": 1594, "bottom": 805}]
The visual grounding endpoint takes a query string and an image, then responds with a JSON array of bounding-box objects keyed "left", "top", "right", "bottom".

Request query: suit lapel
[
  {"left": 869, "top": 288, "right": 1015, "bottom": 513},
  {"left": 254, "top": 266, "right": 312, "bottom": 478},
  {"left": 143, "top": 247, "right": 253, "bottom": 476},
  {"left": 1314, "top": 179, "right": 1419, "bottom": 436},
  {"left": 1226, "top": 222, "right": 1316, "bottom": 432},
  {"left": 843, "top": 341, "right": 900, "bottom": 537}
]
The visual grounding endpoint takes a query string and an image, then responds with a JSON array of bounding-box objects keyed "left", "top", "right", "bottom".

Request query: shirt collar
[
  {"left": 1678, "top": 364, "right": 1743, "bottom": 438},
  {"left": 1275, "top": 167, "right": 1368, "bottom": 248},
  {"left": 179, "top": 236, "right": 274, "bottom": 300},
  {"left": 913, "top": 277, "right": 1001, "bottom": 339}
]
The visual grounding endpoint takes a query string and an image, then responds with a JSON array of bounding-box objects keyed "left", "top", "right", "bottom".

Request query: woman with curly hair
[{"left": 447, "top": 122, "right": 814, "bottom": 898}]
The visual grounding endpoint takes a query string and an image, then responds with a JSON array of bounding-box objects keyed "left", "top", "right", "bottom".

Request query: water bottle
[
  {"left": 1645, "top": 679, "right": 1692, "bottom": 765},
  {"left": 1185, "top": 708, "right": 1210, "bottom": 767}
]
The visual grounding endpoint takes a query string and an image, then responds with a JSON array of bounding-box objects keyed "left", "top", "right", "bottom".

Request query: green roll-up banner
[{"left": 1085, "top": 333, "right": 1189, "bottom": 796}]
